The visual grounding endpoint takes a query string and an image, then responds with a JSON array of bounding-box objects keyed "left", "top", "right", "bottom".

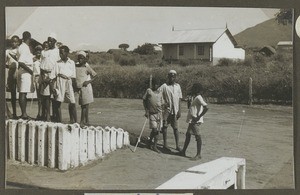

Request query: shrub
[{"left": 119, "top": 56, "right": 136, "bottom": 66}]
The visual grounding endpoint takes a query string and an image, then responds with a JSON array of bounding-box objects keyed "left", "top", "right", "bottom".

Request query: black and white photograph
[{"left": 4, "top": 6, "right": 294, "bottom": 190}]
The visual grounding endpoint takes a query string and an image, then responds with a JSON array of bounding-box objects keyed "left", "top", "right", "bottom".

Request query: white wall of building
[{"left": 213, "top": 32, "right": 245, "bottom": 65}]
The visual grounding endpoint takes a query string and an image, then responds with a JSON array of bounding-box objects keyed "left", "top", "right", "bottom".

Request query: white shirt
[
  {"left": 186, "top": 95, "right": 208, "bottom": 124},
  {"left": 158, "top": 83, "right": 182, "bottom": 114},
  {"left": 17, "top": 42, "right": 33, "bottom": 66},
  {"left": 40, "top": 48, "right": 60, "bottom": 71},
  {"left": 50, "top": 58, "right": 76, "bottom": 80}
]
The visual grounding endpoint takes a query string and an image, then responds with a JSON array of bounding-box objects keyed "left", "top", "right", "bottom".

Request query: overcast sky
[{"left": 6, "top": 6, "right": 279, "bottom": 52}]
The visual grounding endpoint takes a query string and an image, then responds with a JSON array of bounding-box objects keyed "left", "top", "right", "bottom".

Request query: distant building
[
  {"left": 259, "top": 46, "right": 276, "bottom": 57},
  {"left": 159, "top": 28, "right": 245, "bottom": 65},
  {"left": 277, "top": 41, "right": 293, "bottom": 52}
]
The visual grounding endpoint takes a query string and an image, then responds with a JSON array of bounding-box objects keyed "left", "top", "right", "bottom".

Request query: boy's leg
[
  {"left": 80, "top": 105, "right": 86, "bottom": 127},
  {"left": 178, "top": 132, "right": 191, "bottom": 157},
  {"left": 45, "top": 96, "right": 51, "bottom": 121},
  {"left": 19, "top": 92, "right": 28, "bottom": 118},
  {"left": 11, "top": 82, "right": 17, "bottom": 118},
  {"left": 69, "top": 103, "right": 77, "bottom": 123},
  {"left": 172, "top": 116, "right": 181, "bottom": 151},
  {"left": 152, "top": 129, "right": 160, "bottom": 153},
  {"left": 190, "top": 135, "right": 202, "bottom": 161},
  {"left": 85, "top": 104, "right": 89, "bottom": 125},
  {"left": 6, "top": 102, "right": 12, "bottom": 119},
  {"left": 53, "top": 100, "right": 62, "bottom": 123},
  {"left": 161, "top": 125, "right": 169, "bottom": 150}
]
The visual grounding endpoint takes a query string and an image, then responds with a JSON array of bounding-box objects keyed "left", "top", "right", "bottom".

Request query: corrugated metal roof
[{"left": 159, "top": 28, "right": 227, "bottom": 44}]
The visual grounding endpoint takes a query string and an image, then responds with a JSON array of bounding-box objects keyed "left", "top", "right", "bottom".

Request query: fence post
[{"left": 249, "top": 77, "right": 253, "bottom": 106}]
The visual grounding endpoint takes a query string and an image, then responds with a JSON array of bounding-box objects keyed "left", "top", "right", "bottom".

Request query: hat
[
  {"left": 77, "top": 50, "right": 87, "bottom": 58},
  {"left": 49, "top": 32, "right": 57, "bottom": 40},
  {"left": 168, "top": 70, "right": 177, "bottom": 75}
]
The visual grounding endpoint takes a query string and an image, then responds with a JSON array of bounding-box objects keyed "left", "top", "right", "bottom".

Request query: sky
[{"left": 6, "top": 6, "right": 279, "bottom": 52}]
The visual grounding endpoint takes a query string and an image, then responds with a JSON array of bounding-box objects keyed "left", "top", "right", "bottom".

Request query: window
[
  {"left": 179, "top": 45, "right": 184, "bottom": 55},
  {"left": 198, "top": 45, "right": 204, "bottom": 55}
]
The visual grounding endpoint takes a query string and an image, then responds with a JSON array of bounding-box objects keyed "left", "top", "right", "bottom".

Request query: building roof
[
  {"left": 277, "top": 41, "right": 293, "bottom": 46},
  {"left": 159, "top": 28, "right": 237, "bottom": 46}
]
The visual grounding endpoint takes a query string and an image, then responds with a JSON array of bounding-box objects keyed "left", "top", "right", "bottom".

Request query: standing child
[
  {"left": 39, "top": 33, "right": 60, "bottom": 121},
  {"left": 75, "top": 51, "right": 97, "bottom": 127},
  {"left": 143, "top": 78, "right": 163, "bottom": 153},
  {"left": 178, "top": 83, "right": 208, "bottom": 160},
  {"left": 49, "top": 45, "right": 76, "bottom": 123},
  {"left": 33, "top": 45, "right": 43, "bottom": 120},
  {"left": 5, "top": 35, "right": 20, "bottom": 119}
]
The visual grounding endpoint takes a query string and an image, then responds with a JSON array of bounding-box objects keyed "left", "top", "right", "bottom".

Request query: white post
[
  {"left": 17, "top": 119, "right": 27, "bottom": 162},
  {"left": 8, "top": 120, "right": 17, "bottom": 160},
  {"left": 38, "top": 123, "right": 47, "bottom": 166},
  {"left": 48, "top": 123, "right": 57, "bottom": 168},
  {"left": 87, "top": 127, "right": 96, "bottom": 160},
  {"left": 69, "top": 123, "right": 80, "bottom": 168},
  {"left": 116, "top": 128, "right": 124, "bottom": 149},
  {"left": 103, "top": 127, "right": 111, "bottom": 154},
  {"left": 123, "top": 131, "right": 130, "bottom": 146},
  {"left": 79, "top": 126, "right": 88, "bottom": 165},
  {"left": 110, "top": 127, "right": 117, "bottom": 151},
  {"left": 28, "top": 121, "right": 37, "bottom": 164},
  {"left": 236, "top": 164, "right": 246, "bottom": 189},
  {"left": 95, "top": 127, "right": 103, "bottom": 157},
  {"left": 58, "top": 124, "right": 71, "bottom": 171}
]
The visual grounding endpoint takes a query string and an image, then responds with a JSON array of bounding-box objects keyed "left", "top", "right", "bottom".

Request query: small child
[
  {"left": 5, "top": 35, "right": 20, "bottom": 119},
  {"left": 178, "top": 83, "right": 208, "bottom": 160},
  {"left": 143, "top": 78, "right": 163, "bottom": 153},
  {"left": 49, "top": 45, "right": 76, "bottom": 123},
  {"left": 75, "top": 51, "right": 97, "bottom": 127},
  {"left": 33, "top": 45, "right": 43, "bottom": 120}
]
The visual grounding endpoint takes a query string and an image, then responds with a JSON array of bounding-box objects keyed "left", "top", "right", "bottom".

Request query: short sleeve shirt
[
  {"left": 75, "top": 63, "right": 97, "bottom": 88},
  {"left": 50, "top": 58, "right": 76, "bottom": 80},
  {"left": 186, "top": 95, "right": 208, "bottom": 124},
  {"left": 40, "top": 48, "right": 60, "bottom": 71},
  {"left": 17, "top": 42, "right": 33, "bottom": 66},
  {"left": 158, "top": 83, "right": 182, "bottom": 114},
  {"left": 143, "top": 88, "right": 162, "bottom": 114},
  {"left": 6, "top": 48, "right": 18, "bottom": 66}
]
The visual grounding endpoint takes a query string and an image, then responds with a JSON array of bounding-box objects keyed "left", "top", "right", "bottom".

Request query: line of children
[{"left": 5, "top": 32, "right": 97, "bottom": 127}]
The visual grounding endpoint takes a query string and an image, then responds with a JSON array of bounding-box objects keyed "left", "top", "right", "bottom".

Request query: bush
[{"left": 119, "top": 56, "right": 136, "bottom": 66}]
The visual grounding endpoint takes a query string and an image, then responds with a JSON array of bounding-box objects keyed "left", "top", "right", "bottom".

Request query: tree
[
  {"left": 118, "top": 43, "right": 129, "bottom": 51},
  {"left": 133, "top": 43, "right": 155, "bottom": 55},
  {"left": 275, "top": 9, "right": 292, "bottom": 25}
]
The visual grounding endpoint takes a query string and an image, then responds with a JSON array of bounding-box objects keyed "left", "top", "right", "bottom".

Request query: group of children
[
  {"left": 5, "top": 31, "right": 97, "bottom": 127},
  {"left": 5, "top": 31, "right": 209, "bottom": 160},
  {"left": 143, "top": 70, "right": 208, "bottom": 160}
]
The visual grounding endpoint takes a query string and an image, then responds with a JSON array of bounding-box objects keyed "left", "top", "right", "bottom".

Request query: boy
[
  {"left": 178, "top": 83, "right": 208, "bottom": 161},
  {"left": 143, "top": 78, "right": 163, "bottom": 153},
  {"left": 75, "top": 51, "right": 97, "bottom": 127},
  {"left": 5, "top": 35, "right": 20, "bottom": 119},
  {"left": 33, "top": 45, "right": 43, "bottom": 120},
  {"left": 158, "top": 70, "right": 182, "bottom": 151},
  {"left": 49, "top": 45, "right": 76, "bottom": 123},
  {"left": 39, "top": 33, "right": 60, "bottom": 121},
  {"left": 17, "top": 31, "right": 35, "bottom": 120}
]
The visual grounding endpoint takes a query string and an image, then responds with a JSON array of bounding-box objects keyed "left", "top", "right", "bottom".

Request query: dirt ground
[{"left": 5, "top": 98, "right": 294, "bottom": 190}]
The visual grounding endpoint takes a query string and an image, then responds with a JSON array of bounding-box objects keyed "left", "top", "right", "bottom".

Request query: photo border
[{"left": 0, "top": 1, "right": 299, "bottom": 195}]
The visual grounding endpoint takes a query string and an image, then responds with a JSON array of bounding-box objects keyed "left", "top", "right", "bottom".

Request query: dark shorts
[
  {"left": 187, "top": 123, "right": 201, "bottom": 136},
  {"left": 162, "top": 112, "right": 178, "bottom": 129}
]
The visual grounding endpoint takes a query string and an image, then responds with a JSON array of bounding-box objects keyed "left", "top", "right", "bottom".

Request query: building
[
  {"left": 277, "top": 41, "right": 293, "bottom": 52},
  {"left": 159, "top": 28, "right": 245, "bottom": 65}
]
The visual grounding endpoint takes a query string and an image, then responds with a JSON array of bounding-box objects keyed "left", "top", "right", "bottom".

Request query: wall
[{"left": 213, "top": 32, "right": 245, "bottom": 65}]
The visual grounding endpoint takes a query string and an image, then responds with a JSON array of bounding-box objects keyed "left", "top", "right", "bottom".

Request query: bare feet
[{"left": 190, "top": 155, "right": 201, "bottom": 161}]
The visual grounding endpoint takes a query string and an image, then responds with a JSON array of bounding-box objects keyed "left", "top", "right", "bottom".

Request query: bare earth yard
[{"left": 6, "top": 98, "right": 294, "bottom": 190}]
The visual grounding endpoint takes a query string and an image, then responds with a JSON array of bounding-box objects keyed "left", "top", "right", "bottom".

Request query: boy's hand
[
  {"left": 58, "top": 73, "right": 69, "bottom": 80},
  {"left": 176, "top": 112, "right": 181, "bottom": 119},
  {"left": 82, "top": 81, "right": 89, "bottom": 87},
  {"left": 144, "top": 111, "right": 149, "bottom": 118}
]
